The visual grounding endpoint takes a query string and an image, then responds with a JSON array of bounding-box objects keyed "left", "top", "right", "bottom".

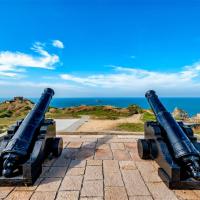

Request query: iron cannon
[
  {"left": 137, "top": 90, "right": 200, "bottom": 189},
  {"left": 0, "top": 88, "right": 63, "bottom": 186}
]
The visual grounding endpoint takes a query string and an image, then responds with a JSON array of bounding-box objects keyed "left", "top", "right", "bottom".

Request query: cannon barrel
[
  {"left": 1, "top": 88, "right": 54, "bottom": 177},
  {"left": 145, "top": 90, "right": 200, "bottom": 180}
]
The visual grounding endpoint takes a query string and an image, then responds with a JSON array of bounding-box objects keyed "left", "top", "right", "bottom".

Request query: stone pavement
[{"left": 1, "top": 134, "right": 200, "bottom": 200}]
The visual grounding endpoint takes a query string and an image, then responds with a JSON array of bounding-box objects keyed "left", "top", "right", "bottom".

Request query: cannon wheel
[
  {"left": 137, "top": 139, "right": 152, "bottom": 160},
  {"left": 52, "top": 137, "right": 63, "bottom": 157}
]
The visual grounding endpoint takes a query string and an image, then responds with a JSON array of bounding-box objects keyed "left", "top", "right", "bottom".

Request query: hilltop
[{"left": 0, "top": 97, "right": 34, "bottom": 118}]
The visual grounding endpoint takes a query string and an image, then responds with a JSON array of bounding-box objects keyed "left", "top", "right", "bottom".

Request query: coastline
[{"left": 1, "top": 97, "right": 200, "bottom": 116}]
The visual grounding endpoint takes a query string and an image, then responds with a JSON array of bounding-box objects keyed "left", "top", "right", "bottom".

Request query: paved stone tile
[
  {"left": 110, "top": 143, "right": 125, "bottom": 150},
  {"left": 85, "top": 166, "right": 102, "bottom": 180},
  {"left": 0, "top": 187, "right": 14, "bottom": 199},
  {"left": 59, "top": 176, "right": 83, "bottom": 191},
  {"left": 119, "top": 161, "right": 136, "bottom": 170},
  {"left": 40, "top": 166, "right": 50, "bottom": 177},
  {"left": 43, "top": 157, "right": 56, "bottom": 166},
  {"left": 62, "top": 140, "right": 69, "bottom": 148},
  {"left": 5, "top": 191, "right": 33, "bottom": 200},
  {"left": 129, "top": 151, "right": 142, "bottom": 161},
  {"left": 124, "top": 142, "right": 137, "bottom": 152},
  {"left": 129, "top": 196, "right": 153, "bottom": 200},
  {"left": 52, "top": 156, "right": 71, "bottom": 167},
  {"left": 61, "top": 148, "right": 79, "bottom": 159},
  {"left": 30, "top": 191, "right": 56, "bottom": 200},
  {"left": 103, "top": 160, "right": 119, "bottom": 172},
  {"left": 96, "top": 144, "right": 110, "bottom": 150},
  {"left": 174, "top": 190, "right": 199, "bottom": 200},
  {"left": 95, "top": 149, "right": 113, "bottom": 160},
  {"left": 70, "top": 159, "right": 86, "bottom": 168},
  {"left": 2, "top": 134, "right": 199, "bottom": 200},
  {"left": 67, "top": 141, "right": 82, "bottom": 148},
  {"left": 82, "top": 142, "right": 96, "bottom": 149},
  {"left": 105, "top": 187, "right": 128, "bottom": 200},
  {"left": 44, "top": 166, "right": 68, "bottom": 178},
  {"left": 76, "top": 148, "right": 94, "bottom": 160},
  {"left": 151, "top": 161, "right": 159, "bottom": 169},
  {"left": 36, "top": 178, "right": 62, "bottom": 192},
  {"left": 103, "top": 160, "right": 124, "bottom": 186},
  {"left": 15, "top": 178, "right": 43, "bottom": 191},
  {"left": 97, "top": 137, "right": 113, "bottom": 145},
  {"left": 147, "top": 182, "right": 178, "bottom": 200},
  {"left": 112, "top": 149, "right": 131, "bottom": 160},
  {"left": 80, "top": 198, "right": 103, "bottom": 200},
  {"left": 87, "top": 160, "right": 102, "bottom": 166},
  {"left": 81, "top": 180, "right": 103, "bottom": 197},
  {"left": 104, "top": 171, "right": 124, "bottom": 187},
  {"left": 56, "top": 191, "right": 79, "bottom": 200},
  {"left": 67, "top": 167, "right": 85, "bottom": 176},
  {"left": 136, "top": 161, "right": 161, "bottom": 182},
  {"left": 122, "top": 169, "right": 150, "bottom": 196}
]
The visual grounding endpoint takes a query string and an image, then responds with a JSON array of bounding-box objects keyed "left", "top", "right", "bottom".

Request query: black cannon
[
  {"left": 0, "top": 88, "right": 63, "bottom": 186},
  {"left": 137, "top": 90, "right": 200, "bottom": 189}
]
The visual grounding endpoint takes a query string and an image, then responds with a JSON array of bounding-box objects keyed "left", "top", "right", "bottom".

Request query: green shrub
[
  {"left": 127, "top": 104, "right": 143, "bottom": 115},
  {"left": 141, "top": 112, "right": 156, "bottom": 122},
  {"left": 24, "top": 105, "right": 32, "bottom": 111},
  {"left": 0, "top": 110, "right": 13, "bottom": 118}
]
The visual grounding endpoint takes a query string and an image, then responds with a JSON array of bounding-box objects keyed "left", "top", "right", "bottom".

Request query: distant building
[{"left": 14, "top": 97, "right": 24, "bottom": 101}]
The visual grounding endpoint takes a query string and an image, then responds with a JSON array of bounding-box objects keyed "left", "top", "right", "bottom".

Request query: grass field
[{"left": 116, "top": 123, "right": 144, "bottom": 132}]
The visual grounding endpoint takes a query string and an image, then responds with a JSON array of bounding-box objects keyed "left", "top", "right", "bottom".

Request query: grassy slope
[{"left": 115, "top": 111, "right": 155, "bottom": 132}]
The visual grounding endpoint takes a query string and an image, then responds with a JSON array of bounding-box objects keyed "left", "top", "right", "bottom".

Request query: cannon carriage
[
  {"left": 0, "top": 88, "right": 63, "bottom": 186},
  {"left": 138, "top": 90, "right": 200, "bottom": 189}
]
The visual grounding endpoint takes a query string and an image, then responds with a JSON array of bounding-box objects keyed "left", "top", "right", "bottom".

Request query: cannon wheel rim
[
  {"left": 137, "top": 139, "right": 152, "bottom": 160},
  {"left": 52, "top": 137, "right": 63, "bottom": 157}
]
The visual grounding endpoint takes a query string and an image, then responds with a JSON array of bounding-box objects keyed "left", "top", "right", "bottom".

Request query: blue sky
[{"left": 1, "top": 0, "right": 200, "bottom": 97}]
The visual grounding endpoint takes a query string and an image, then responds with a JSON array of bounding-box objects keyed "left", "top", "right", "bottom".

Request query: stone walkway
[{"left": 1, "top": 134, "right": 200, "bottom": 200}]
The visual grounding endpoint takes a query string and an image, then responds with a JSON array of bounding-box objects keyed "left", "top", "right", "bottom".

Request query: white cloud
[
  {"left": 130, "top": 55, "right": 136, "bottom": 59},
  {"left": 0, "top": 42, "right": 60, "bottom": 78},
  {"left": 52, "top": 40, "right": 64, "bottom": 49},
  {"left": 2, "top": 62, "right": 200, "bottom": 97},
  {"left": 0, "top": 80, "right": 84, "bottom": 97},
  {"left": 60, "top": 62, "right": 200, "bottom": 96}
]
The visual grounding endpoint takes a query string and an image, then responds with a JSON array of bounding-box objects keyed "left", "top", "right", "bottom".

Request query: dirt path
[{"left": 76, "top": 114, "right": 142, "bottom": 132}]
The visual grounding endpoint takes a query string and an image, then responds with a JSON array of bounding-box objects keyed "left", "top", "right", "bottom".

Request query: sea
[{"left": 0, "top": 97, "right": 200, "bottom": 117}]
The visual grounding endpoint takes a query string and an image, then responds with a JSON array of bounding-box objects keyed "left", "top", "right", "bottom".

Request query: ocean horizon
[{"left": 1, "top": 97, "right": 200, "bottom": 117}]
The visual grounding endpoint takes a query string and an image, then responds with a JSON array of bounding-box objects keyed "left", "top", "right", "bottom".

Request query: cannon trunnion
[
  {"left": 138, "top": 90, "right": 200, "bottom": 189},
  {"left": 0, "top": 88, "right": 63, "bottom": 186}
]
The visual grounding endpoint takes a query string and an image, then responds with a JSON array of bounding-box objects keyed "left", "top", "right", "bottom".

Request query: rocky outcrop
[{"left": 172, "top": 107, "right": 189, "bottom": 120}]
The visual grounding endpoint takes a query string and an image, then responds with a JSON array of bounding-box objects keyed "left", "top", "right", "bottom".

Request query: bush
[
  {"left": 0, "top": 110, "right": 13, "bottom": 118},
  {"left": 127, "top": 104, "right": 143, "bottom": 115},
  {"left": 141, "top": 112, "right": 156, "bottom": 122},
  {"left": 24, "top": 105, "right": 32, "bottom": 111}
]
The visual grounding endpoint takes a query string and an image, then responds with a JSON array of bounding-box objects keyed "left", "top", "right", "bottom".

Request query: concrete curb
[{"left": 57, "top": 131, "right": 144, "bottom": 135}]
